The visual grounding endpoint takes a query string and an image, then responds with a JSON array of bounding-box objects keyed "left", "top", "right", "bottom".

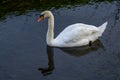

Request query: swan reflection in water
[
  {"left": 38, "top": 46, "right": 55, "bottom": 76},
  {"left": 38, "top": 39, "right": 104, "bottom": 76}
]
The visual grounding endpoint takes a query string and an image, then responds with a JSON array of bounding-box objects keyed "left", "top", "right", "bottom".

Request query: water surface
[{"left": 0, "top": 1, "right": 120, "bottom": 80}]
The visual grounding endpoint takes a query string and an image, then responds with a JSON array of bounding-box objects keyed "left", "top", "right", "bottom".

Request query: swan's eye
[
  {"left": 38, "top": 15, "right": 44, "bottom": 22},
  {"left": 39, "top": 14, "right": 44, "bottom": 18}
]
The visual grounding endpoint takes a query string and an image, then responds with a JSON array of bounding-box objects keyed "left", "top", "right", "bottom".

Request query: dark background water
[{"left": 0, "top": 0, "right": 120, "bottom": 80}]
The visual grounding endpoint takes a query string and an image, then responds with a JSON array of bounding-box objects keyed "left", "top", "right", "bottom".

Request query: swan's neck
[{"left": 46, "top": 14, "right": 54, "bottom": 46}]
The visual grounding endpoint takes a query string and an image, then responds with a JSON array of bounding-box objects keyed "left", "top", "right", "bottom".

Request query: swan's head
[{"left": 38, "top": 10, "right": 53, "bottom": 22}]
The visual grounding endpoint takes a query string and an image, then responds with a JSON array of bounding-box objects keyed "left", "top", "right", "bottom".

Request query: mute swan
[{"left": 38, "top": 10, "right": 108, "bottom": 47}]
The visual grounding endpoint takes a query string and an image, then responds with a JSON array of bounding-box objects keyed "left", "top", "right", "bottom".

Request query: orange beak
[{"left": 37, "top": 15, "right": 44, "bottom": 22}]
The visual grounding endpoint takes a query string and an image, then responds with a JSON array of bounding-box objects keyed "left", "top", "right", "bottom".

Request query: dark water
[{"left": 0, "top": 1, "right": 120, "bottom": 80}]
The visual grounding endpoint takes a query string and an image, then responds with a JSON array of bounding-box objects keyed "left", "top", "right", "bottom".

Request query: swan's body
[{"left": 38, "top": 10, "right": 108, "bottom": 47}]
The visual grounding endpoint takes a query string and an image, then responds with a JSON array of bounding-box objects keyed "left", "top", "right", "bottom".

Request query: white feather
[{"left": 40, "top": 11, "right": 108, "bottom": 47}]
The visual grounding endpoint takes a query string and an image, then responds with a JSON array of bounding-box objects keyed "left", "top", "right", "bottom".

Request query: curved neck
[{"left": 46, "top": 14, "right": 54, "bottom": 46}]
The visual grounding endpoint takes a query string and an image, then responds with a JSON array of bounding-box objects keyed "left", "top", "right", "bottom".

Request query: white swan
[{"left": 38, "top": 10, "right": 108, "bottom": 47}]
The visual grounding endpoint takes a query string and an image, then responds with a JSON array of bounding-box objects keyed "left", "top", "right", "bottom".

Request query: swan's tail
[{"left": 98, "top": 22, "right": 108, "bottom": 36}]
